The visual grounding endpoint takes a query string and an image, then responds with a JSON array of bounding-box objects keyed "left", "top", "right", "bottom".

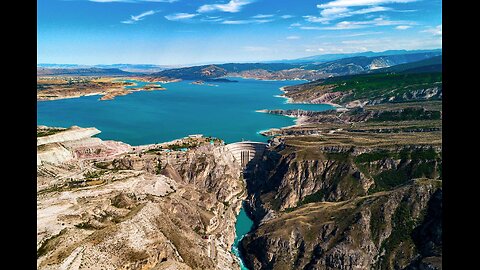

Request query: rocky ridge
[{"left": 37, "top": 126, "right": 246, "bottom": 270}]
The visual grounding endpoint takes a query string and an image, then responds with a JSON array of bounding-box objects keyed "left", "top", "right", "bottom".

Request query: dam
[{"left": 226, "top": 141, "right": 268, "bottom": 172}]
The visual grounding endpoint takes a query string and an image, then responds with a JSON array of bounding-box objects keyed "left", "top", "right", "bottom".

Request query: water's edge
[{"left": 232, "top": 204, "right": 254, "bottom": 270}]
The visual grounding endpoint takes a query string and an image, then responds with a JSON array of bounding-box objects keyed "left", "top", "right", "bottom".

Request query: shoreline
[
  {"left": 253, "top": 85, "right": 346, "bottom": 136},
  {"left": 38, "top": 79, "right": 169, "bottom": 102},
  {"left": 224, "top": 75, "right": 309, "bottom": 82},
  {"left": 277, "top": 85, "right": 343, "bottom": 108}
]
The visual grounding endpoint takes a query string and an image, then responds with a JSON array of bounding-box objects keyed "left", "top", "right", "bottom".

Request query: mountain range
[{"left": 37, "top": 49, "right": 442, "bottom": 81}]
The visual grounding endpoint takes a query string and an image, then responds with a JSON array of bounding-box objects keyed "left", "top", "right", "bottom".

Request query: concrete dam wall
[{"left": 226, "top": 141, "right": 267, "bottom": 171}]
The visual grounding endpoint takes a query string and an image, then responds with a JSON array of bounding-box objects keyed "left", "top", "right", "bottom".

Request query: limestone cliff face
[
  {"left": 37, "top": 126, "right": 101, "bottom": 146},
  {"left": 246, "top": 144, "right": 441, "bottom": 213},
  {"left": 241, "top": 142, "right": 442, "bottom": 270},
  {"left": 37, "top": 127, "right": 244, "bottom": 270},
  {"left": 242, "top": 179, "right": 442, "bottom": 270}
]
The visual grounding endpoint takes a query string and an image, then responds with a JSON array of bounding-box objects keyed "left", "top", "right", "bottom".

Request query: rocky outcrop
[
  {"left": 245, "top": 144, "right": 441, "bottom": 212},
  {"left": 37, "top": 126, "right": 101, "bottom": 146},
  {"left": 242, "top": 179, "right": 442, "bottom": 270},
  {"left": 281, "top": 73, "right": 442, "bottom": 108},
  {"left": 37, "top": 126, "right": 131, "bottom": 166},
  {"left": 37, "top": 143, "right": 74, "bottom": 165},
  {"left": 37, "top": 127, "right": 245, "bottom": 270},
  {"left": 239, "top": 138, "right": 442, "bottom": 269}
]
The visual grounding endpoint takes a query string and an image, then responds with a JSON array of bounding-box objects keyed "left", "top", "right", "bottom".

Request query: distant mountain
[
  {"left": 38, "top": 49, "right": 442, "bottom": 80},
  {"left": 37, "top": 64, "right": 170, "bottom": 73},
  {"left": 149, "top": 51, "right": 442, "bottom": 81},
  {"left": 300, "top": 52, "right": 443, "bottom": 74},
  {"left": 373, "top": 55, "right": 442, "bottom": 74},
  {"left": 93, "top": 64, "right": 169, "bottom": 73},
  {"left": 37, "top": 64, "right": 92, "bottom": 69},
  {"left": 276, "top": 49, "right": 442, "bottom": 64},
  {"left": 37, "top": 67, "right": 133, "bottom": 76}
]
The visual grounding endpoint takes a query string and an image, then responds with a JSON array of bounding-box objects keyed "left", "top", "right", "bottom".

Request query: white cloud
[
  {"left": 286, "top": 35, "right": 300, "bottom": 40},
  {"left": 252, "top": 14, "right": 274, "bottom": 19},
  {"left": 303, "top": 36, "right": 441, "bottom": 55},
  {"left": 290, "top": 23, "right": 302, "bottom": 27},
  {"left": 90, "top": 0, "right": 177, "bottom": 2},
  {"left": 198, "top": 0, "right": 254, "bottom": 13},
  {"left": 121, "top": 10, "right": 158, "bottom": 24},
  {"left": 395, "top": 25, "right": 411, "bottom": 30},
  {"left": 305, "top": 6, "right": 391, "bottom": 24},
  {"left": 201, "top": 16, "right": 223, "bottom": 22},
  {"left": 222, "top": 19, "right": 273, "bottom": 24},
  {"left": 352, "top": 6, "right": 391, "bottom": 14},
  {"left": 314, "top": 31, "right": 383, "bottom": 38},
  {"left": 165, "top": 13, "right": 198, "bottom": 21},
  {"left": 422, "top": 24, "right": 442, "bottom": 36},
  {"left": 281, "top": 15, "right": 294, "bottom": 19},
  {"left": 300, "top": 26, "right": 323, "bottom": 30},
  {"left": 317, "top": 0, "right": 417, "bottom": 9},
  {"left": 302, "top": 17, "right": 415, "bottom": 30}
]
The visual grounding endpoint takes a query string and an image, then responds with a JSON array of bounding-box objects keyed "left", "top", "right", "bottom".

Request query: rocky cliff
[
  {"left": 240, "top": 135, "right": 442, "bottom": 270},
  {"left": 37, "top": 127, "right": 245, "bottom": 270},
  {"left": 281, "top": 72, "right": 442, "bottom": 108},
  {"left": 242, "top": 179, "right": 441, "bottom": 270}
]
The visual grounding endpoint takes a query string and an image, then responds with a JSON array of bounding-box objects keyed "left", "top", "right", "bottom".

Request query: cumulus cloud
[
  {"left": 222, "top": 19, "right": 273, "bottom": 24},
  {"left": 395, "top": 25, "right": 411, "bottom": 30},
  {"left": 305, "top": 6, "right": 391, "bottom": 24},
  {"left": 165, "top": 13, "right": 198, "bottom": 21},
  {"left": 121, "top": 10, "right": 158, "bottom": 24},
  {"left": 422, "top": 24, "right": 442, "bottom": 36},
  {"left": 301, "top": 17, "right": 415, "bottom": 30},
  {"left": 252, "top": 14, "right": 274, "bottom": 19},
  {"left": 91, "top": 0, "right": 177, "bottom": 2},
  {"left": 198, "top": 0, "right": 254, "bottom": 13},
  {"left": 317, "top": 0, "right": 417, "bottom": 9}
]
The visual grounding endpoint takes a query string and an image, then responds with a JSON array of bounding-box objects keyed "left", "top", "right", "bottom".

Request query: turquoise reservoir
[
  {"left": 37, "top": 77, "right": 334, "bottom": 269},
  {"left": 37, "top": 78, "right": 334, "bottom": 145}
]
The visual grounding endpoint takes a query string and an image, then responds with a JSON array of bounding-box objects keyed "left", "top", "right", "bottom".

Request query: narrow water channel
[{"left": 232, "top": 205, "right": 254, "bottom": 270}]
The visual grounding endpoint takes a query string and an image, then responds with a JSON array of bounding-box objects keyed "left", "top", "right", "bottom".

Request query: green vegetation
[
  {"left": 322, "top": 72, "right": 442, "bottom": 103},
  {"left": 369, "top": 197, "right": 389, "bottom": 244},
  {"left": 83, "top": 170, "right": 106, "bottom": 180},
  {"left": 369, "top": 108, "right": 441, "bottom": 122},
  {"left": 354, "top": 150, "right": 398, "bottom": 163},
  {"left": 377, "top": 200, "right": 419, "bottom": 269},
  {"left": 145, "top": 147, "right": 163, "bottom": 154},
  {"left": 167, "top": 143, "right": 192, "bottom": 151},
  {"left": 353, "top": 148, "right": 441, "bottom": 193},
  {"left": 324, "top": 151, "right": 351, "bottom": 162},
  {"left": 37, "top": 128, "right": 65, "bottom": 137},
  {"left": 371, "top": 169, "right": 410, "bottom": 193},
  {"left": 298, "top": 190, "right": 327, "bottom": 206}
]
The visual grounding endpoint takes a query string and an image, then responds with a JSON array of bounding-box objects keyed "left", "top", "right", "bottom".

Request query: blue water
[
  {"left": 232, "top": 206, "right": 254, "bottom": 270},
  {"left": 37, "top": 77, "right": 334, "bottom": 269},
  {"left": 37, "top": 77, "right": 334, "bottom": 145}
]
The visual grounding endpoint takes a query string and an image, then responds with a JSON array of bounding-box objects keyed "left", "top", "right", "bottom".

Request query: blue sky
[{"left": 38, "top": 0, "right": 442, "bottom": 66}]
